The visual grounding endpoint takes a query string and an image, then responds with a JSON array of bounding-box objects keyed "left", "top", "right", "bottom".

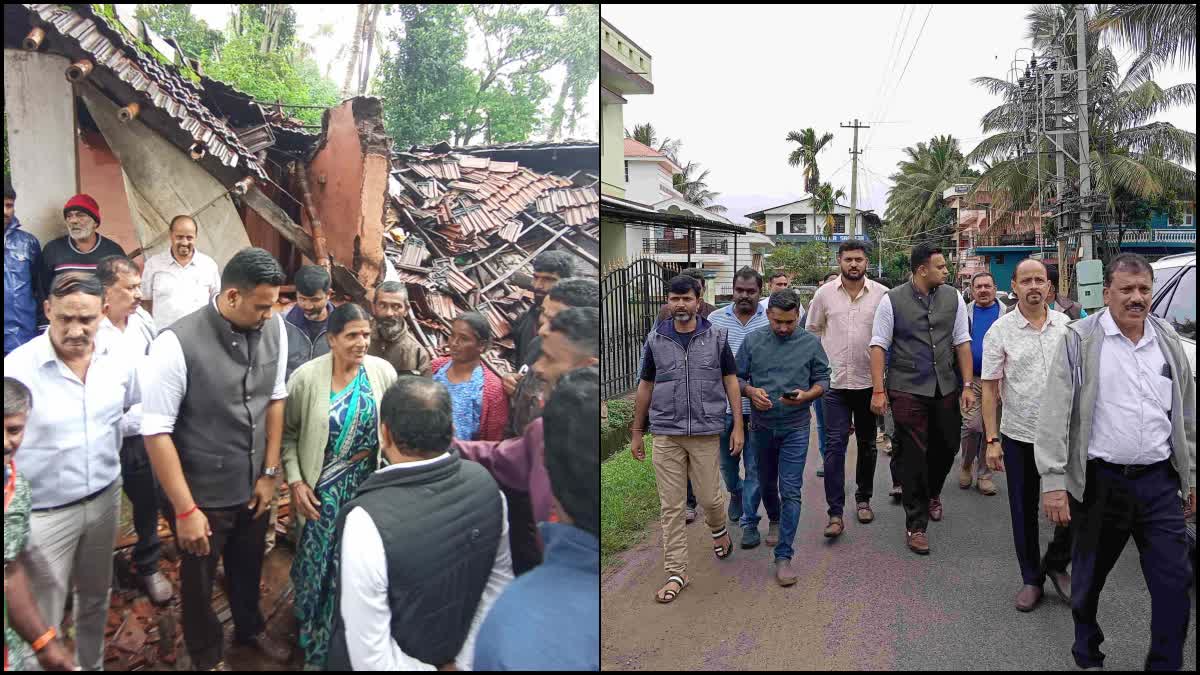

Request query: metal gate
[{"left": 601, "top": 258, "right": 674, "bottom": 400}]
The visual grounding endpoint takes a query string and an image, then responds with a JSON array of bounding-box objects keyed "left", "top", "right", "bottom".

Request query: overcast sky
[
  {"left": 601, "top": 4, "right": 1196, "bottom": 224},
  {"left": 116, "top": 4, "right": 598, "bottom": 141}
]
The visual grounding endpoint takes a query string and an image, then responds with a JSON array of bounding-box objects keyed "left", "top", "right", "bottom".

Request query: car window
[
  {"left": 1153, "top": 264, "right": 1186, "bottom": 298},
  {"left": 1163, "top": 266, "right": 1195, "bottom": 341}
]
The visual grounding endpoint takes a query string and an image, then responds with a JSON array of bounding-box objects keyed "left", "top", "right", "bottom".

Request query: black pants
[
  {"left": 501, "top": 486, "right": 543, "bottom": 575},
  {"left": 1001, "top": 435, "right": 1071, "bottom": 585},
  {"left": 888, "top": 388, "right": 961, "bottom": 532},
  {"left": 1070, "top": 459, "right": 1192, "bottom": 671},
  {"left": 822, "top": 388, "right": 879, "bottom": 515},
  {"left": 120, "top": 435, "right": 169, "bottom": 577},
  {"left": 165, "top": 503, "right": 269, "bottom": 670}
]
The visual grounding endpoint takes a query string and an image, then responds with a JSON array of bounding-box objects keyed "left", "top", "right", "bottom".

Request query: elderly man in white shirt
[
  {"left": 327, "top": 377, "right": 513, "bottom": 671},
  {"left": 3, "top": 271, "right": 140, "bottom": 671},
  {"left": 980, "top": 258, "right": 1072, "bottom": 613},
  {"left": 1035, "top": 253, "right": 1195, "bottom": 671},
  {"left": 96, "top": 254, "right": 174, "bottom": 605},
  {"left": 140, "top": 215, "right": 221, "bottom": 331}
]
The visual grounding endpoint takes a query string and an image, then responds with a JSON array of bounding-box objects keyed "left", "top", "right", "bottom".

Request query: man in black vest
[
  {"left": 142, "top": 247, "right": 292, "bottom": 671},
  {"left": 326, "top": 377, "right": 512, "bottom": 670},
  {"left": 869, "top": 243, "right": 975, "bottom": 555}
]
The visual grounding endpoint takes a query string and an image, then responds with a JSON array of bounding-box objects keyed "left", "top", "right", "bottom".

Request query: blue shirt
[
  {"left": 433, "top": 362, "right": 484, "bottom": 440},
  {"left": 709, "top": 303, "right": 771, "bottom": 415},
  {"left": 736, "top": 325, "right": 831, "bottom": 430},
  {"left": 969, "top": 302, "right": 1001, "bottom": 377},
  {"left": 473, "top": 523, "right": 599, "bottom": 671}
]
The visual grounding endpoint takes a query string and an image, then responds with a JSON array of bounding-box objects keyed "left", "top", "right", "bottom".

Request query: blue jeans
[
  {"left": 718, "top": 413, "right": 743, "bottom": 497},
  {"left": 813, "top": 397, "right": 827, "bottom": 461},
  {"left": 740, "top": 424, "right": 781, "bottom": 531},
  {"left": 747, "top": 422, "right": 811, "bottom": 561}
]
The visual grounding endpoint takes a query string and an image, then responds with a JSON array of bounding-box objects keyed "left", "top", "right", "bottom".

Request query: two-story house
[{"left": 746, "top": 198, "right": 876, "bottom": 270}]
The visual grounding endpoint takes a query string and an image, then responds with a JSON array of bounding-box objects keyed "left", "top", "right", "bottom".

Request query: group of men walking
[
  {"left": 631, "top": 241, "right": 1194, "bottom": 670},
  {"left": 5, "top": 177, "right": 601, "bottom": 671}
]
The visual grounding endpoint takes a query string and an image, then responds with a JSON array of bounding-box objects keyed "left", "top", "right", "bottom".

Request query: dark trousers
[
  {"left": 822, "top": 388, "right": 879, "bottom": 515},
  {"left": 1001, "top": 435, "right": 1072, "bottom": 585},
  {"left": 501, "top": 487, "right": 543, "bottom": 575},
  {"left": 1069, "top": 459, "right": 1192, "bottom": 671},
  {"left": 888, "top": 388, "right": 961, "bottom": 532},
  {"left": 165, "top": 503, "right": 269, "bottom": 670},
  {"left": 120, "top": 435, "right": 167, "bottom": 576}
]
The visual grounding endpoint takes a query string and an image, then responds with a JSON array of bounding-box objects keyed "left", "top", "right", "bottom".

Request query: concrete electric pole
[
  {"left": 1075, "top": 5, "right": 1094, "bottom": 261},
  {"left": 841, "top": 119, "right": 869, "bottom": 239}
]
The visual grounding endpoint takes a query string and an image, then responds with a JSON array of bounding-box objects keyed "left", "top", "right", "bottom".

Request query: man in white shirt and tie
[
  {"left": 1036, "top": 253, "right": 1195, "bottom": 671},
  {"left": 4, "top": 271, "right": 140, "bottom": 671},
  {"left": 140, "top": 215, "right": 221, "bottom": 331},
  {"left": 96, "top": 255, "right": 173, "bottom": 605}
]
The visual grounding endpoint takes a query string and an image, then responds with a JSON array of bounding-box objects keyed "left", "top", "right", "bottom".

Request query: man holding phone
[{"left": 736, "top": 289, "right": 830, "bottom": 586}]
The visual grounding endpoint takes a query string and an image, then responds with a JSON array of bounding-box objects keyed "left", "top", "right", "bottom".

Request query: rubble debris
[{"left": 384, "top": 150, "right": 599, "bottom": 365}]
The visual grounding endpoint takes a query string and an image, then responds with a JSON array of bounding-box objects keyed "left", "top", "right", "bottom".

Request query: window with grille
[{"left": 790, "top": 214, "right": 806, "bottom": 234}]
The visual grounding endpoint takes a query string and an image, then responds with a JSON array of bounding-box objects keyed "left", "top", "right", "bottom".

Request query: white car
[{"left": 1150, "top": 252, "right": 1196, "bottom": 379}]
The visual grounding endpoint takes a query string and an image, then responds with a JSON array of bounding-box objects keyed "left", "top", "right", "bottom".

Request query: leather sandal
[
  {"left": 711, "top": 527, "right": 733, "bottom": 560},
  {"left": 655, "top": 574, "right": 689, "bottom": 604}
]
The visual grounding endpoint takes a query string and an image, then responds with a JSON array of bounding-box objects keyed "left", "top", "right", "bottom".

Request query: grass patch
[{"left": 601, "top": 434, "right": 659, "bottom": 570}]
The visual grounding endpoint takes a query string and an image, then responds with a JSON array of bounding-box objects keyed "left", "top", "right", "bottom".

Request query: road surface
[{"left": 601, "top": 427, "right": 1197, "bottom": 671}]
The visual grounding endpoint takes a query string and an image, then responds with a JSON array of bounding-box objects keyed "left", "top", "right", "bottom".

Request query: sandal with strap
[
  {"left": 655, "top": 574, "right": 689, "bottom": 604},
  {"left": 712, "top": 527, "right": 733, "bottom": 560}
]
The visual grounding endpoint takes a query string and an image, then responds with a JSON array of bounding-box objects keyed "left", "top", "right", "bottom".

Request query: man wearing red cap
[{"left": 38, "top": 195, "right": 125, "bottom": 325}]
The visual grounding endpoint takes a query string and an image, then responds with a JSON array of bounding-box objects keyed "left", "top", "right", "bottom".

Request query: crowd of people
[
  {"left": 4, "top": 179, "right": 600, "bottom": 671},
  {"left": 629, "top": 239, "right": 1195, "bottom": 670}
]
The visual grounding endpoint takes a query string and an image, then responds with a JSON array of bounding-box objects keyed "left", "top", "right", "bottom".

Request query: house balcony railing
[
  {"left": 1097, "top": 228, "right": 1196, "bottom": 244},
  {"left": 977, "top": 232, "right": 1045, "bottom": 247},
  {"left": 642, "top": 237, "right": 729, "bottom": 255}
]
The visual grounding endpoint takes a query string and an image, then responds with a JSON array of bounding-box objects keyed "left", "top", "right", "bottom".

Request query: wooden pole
[{"left": 291, "top": 162, "right": 329, "bottom": 268}]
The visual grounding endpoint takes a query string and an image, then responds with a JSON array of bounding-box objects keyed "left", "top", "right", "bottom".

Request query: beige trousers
[{"left": 652, "top": 434, "right": 727, "bottom": 576}]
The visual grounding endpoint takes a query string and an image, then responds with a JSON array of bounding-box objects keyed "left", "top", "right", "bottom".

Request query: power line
[{"left": 864, "top": 5, "right": 934, "bottom": 155}]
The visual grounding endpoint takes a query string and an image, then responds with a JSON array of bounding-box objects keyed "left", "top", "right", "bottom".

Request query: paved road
[{"left": 601, "top": 426, "right": 1196, "bottom": 671}]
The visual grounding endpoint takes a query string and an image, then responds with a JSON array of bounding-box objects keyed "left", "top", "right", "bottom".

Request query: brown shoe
[
  {"left": 775, "top": 558, "right": 798, "bottom": 586},
  {"left": 138, "top": 571, "right": 174, "bottom": 606},
  {"left": 959, "top": 464, "right": 973, "bottom": 489},
  {"left": 765, "top": 521, "right": 780, "bottom": 547},
  {"left": 236, "top": 631, "right": 291, "bottom": 665},
  {"left": 856, "top": 502, "right": 874, "bottom": 523},
  {"left": 878, "top": 435, "right": 892, "bottom": 454},
  {"left": 977, "top": 477, "right": 998, "bottom": 496},
  {"left": 929, "top": 496, "right": 944, "bottom": 522},
  {"left": 824, "top": 516, "right": 844, "bottom": 538},
  {"left": 906, "top": 530, "right": 930, "bottom": 554},
  {"left": 208, "top": 662, "right": 232, "bottom": 672},
  {"left": 1015, "top": 584, "right": 1044, "bottom": 612},
  {"left": 889, "top": 485, "right": 902, "bottom": 501}
]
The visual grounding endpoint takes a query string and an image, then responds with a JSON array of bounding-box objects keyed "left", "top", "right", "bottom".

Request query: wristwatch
[{"left": 261, "top": 465, "right": 281, "bottom": 479}]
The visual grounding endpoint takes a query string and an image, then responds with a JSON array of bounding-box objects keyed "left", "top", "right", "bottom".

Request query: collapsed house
[{"left": 4, "top": 3, "right": 599, "bottom": 374}]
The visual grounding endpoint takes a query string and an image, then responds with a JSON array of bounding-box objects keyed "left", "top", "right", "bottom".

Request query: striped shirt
[
  {"left": 38, "top": 234, "right": 126, "bottom": 299},
  {"left": 710, "top": 302, "right": 771, "bottom": 414}
]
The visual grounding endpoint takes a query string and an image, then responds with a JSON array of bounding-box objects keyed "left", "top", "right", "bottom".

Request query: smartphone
[{"left": 781, "top": 391, "right": 800, "bottom": 400}]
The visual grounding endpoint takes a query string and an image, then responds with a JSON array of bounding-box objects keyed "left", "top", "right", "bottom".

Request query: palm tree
[
  {"left": 625, "top": 122, "right": 682, "bottom": 164},
  {"left": 785, "top": 128, "right": 835, "bottom": 241},
  {"left": 673, "top": 161, "right": 728, "bottom": 215},
  {"left": 968, "top": 4, "right": 1195, "bottom": 257},
  {"left": 1091, "top": 4, "right": 1195, "bottom": 69},
  {"left": 811, "top": 182, "right": 847, "bottom": 238},
  {"left": 884, "top": 135, "right": 979, "bottom": 238}
]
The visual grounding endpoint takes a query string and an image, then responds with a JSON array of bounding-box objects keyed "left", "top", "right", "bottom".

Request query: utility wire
[{"left": 865, "top": 5, "right": 933, "bottom": 154}]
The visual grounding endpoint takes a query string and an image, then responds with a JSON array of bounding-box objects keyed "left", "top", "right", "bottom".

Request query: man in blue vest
[
  {"left": 630, "top": 275, "right": 744, "bottom": 604},
  {"left": 869, "top": 243, "right": 975, "bottom": 555},
  {"left": 959, "top": 270, "right": 1008, "bottom": 496}
]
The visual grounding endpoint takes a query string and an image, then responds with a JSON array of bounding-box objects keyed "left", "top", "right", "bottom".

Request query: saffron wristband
[{"left": 31, "top": 627, "right": 56, "bottom": 653}]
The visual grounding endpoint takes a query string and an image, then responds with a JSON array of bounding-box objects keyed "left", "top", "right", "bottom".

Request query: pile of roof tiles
[{"left": 384, "top": 150, "right": 599, "bottom": 365}]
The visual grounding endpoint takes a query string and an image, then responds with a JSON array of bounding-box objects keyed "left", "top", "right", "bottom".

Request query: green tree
[
  {"left": 135, "top": 4, "right": 225, "bottom": 59},
  {"left": 545, "top": 4, "right": 599, "bottom": 140},
  {"left": 968, "top": 4, "right": 1195, "bottom": 264},
  {"left": 811, "top": 182, "right": 847, "bottom": 238},
  {"left": 625, "top": 122, "right": 682, "bottom": 163},
  {"left": 884, "top": 135, "right": 979, "bottom": 238},
  {"left": 1092, "top": 3, "right": 1195, "bottom": 69},
  {"left": 376, "top": 4, "right": 476, "bottom": 146},
  {"left": 672, "top": 162, "right": 727, "bottom": 215},
  {"left": 766, "top": 242, "right": 832, "bottom": 285},
  {"left": 201, "top": 17, "right": 338, "bottom": 126},
  {"left": 785, "top": 128, "right": 835, "bottom": 239}
]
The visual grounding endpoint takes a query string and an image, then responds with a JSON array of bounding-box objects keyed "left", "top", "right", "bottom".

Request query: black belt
[
  {"left": 1090, "top": 457, "right": 1170, "bottom": 479},
  {"left": 31, "top": 479, "right": 117, "bottom": 513}
]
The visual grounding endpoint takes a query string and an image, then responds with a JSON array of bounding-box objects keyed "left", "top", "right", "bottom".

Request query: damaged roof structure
[{"left": 383, "top": 145, "right": 600, "bottom": 367}]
